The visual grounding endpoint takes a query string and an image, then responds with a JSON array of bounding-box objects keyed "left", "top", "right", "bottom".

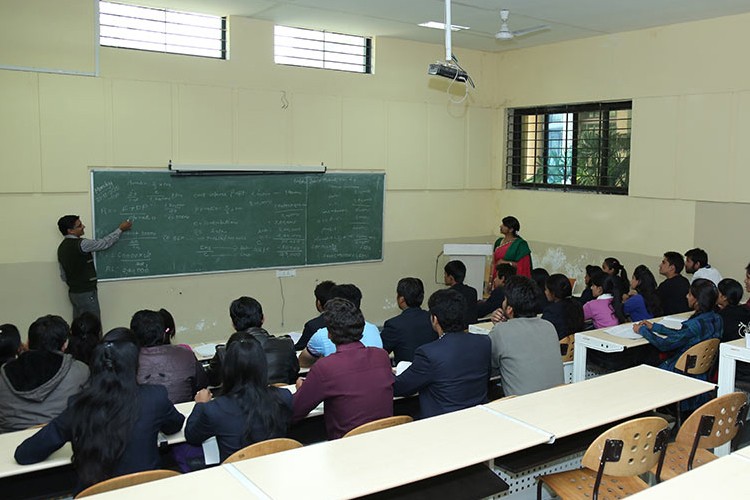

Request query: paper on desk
[
  {"left": 395, "top": 361, "right": 412, "bottom": 376},
  {"left": 288, "top": 332, "right": 303, "bottom": 345},
  {"left": 193, "top": 343, "right": 219, "bottom": 358},
  {"left": 604, "top": 324, "right": 643, "bottom": 340},
  {"left": 468, "top": 324, "right": 491, "bottom": 335},
  {"left": 656, "top": 316, "right": 686, "bottom": 330},
  {"left": 202, "top": 436, "right": 220, "bottom": 465}
]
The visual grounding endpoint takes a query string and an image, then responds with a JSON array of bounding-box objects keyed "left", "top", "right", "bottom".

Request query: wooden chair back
[
  {"left": 581, "top": 417, "right": 670, "bottom": 477},
  {"left": 223, "top": 438, "right": 303, "bottom": 464},
  {"left": 560, "top": 334, "right": 575, "bottom": 363},
  {"left": 343, "top": 415, "right": 413, "bottom": 438},
  {"left": 675, "top": 392, "right": 748, "bottom": 449},
  {"left": 75, "top": 470, "right": 180, "bottom": 498},
  {"left": 674, "top": 338, "right": 720, "bottom": 374}
]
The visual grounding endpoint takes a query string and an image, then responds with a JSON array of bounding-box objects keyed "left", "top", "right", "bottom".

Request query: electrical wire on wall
[
  {"left": 434, "top": 250, "right": 445, "bottom": 284},
  {"left": 278, "top": 276, "right": 287, "bottom": 328}
]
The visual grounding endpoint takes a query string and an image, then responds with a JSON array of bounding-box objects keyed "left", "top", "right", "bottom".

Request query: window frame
[
  {"left": 273, "top": 25, "right": 373, "bottom": 75},
  {"left": 99, "top": 1, "right": 227, "bottom": 60},
  {"left": 506, "top": 100, "right": 632, "bottom": 195}
]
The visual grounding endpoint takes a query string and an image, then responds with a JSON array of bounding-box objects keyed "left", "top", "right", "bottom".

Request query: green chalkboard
[{"left": 91, "top": 170, "right": 384, "bottom": 279}]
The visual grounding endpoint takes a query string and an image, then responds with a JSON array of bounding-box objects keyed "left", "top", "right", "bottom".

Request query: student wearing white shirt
[{"left": 684, "top": 248, "right": 722, "bottom": 285}]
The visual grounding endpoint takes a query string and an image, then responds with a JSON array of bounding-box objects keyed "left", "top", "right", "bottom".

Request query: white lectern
[{"left": 442, "top": 244, "right": 494, "bottom": 296}]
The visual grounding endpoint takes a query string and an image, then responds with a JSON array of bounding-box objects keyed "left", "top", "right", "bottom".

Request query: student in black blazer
[
  {"left": 394, "top": 289, "right": 491, "bottom": 419},
  {"left": 444, "top": 260, "right": 479, "bottom": 325},
  {"left": 381, "top": 277, "right": 438, "bottom": 364}
]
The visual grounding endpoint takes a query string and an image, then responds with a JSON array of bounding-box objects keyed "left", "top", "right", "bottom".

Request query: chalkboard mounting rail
[{"left": 168, "top": 161, "right": 326, "bottom": 176}]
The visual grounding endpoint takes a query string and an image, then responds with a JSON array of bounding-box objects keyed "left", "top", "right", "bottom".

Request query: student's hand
[
  {"left": 119, "top": 220, "right": 133, "bottom": 231},
  {"left": 194, "top": 388, "right": 211, "bottom": 403},
  {"left": 490, "top": 308, "right": 507, "bottom": 324},
  {"left": 295, "top": 377, "right": 305, "bottom": 390}
]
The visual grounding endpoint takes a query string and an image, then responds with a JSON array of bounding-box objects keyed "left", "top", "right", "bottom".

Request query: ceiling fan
[{"left": 495, "top": 9, "right": 550, "bottom": 40}]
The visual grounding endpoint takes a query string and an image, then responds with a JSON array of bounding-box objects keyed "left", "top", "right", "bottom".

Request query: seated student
[
  {"left": 685, "top": 248, "right": 722, "bottom": 285},
  {"left": 293, "top": 298, "right": 393, "bottom": 439},
  {"left": 489, "top": 276, "right": 564, "bottom": 396},
  {"left": 299, "top": 284, "right": 382, "bottom": 367},
  {"left": 578, "top": 265, "right": 603, "bottom": 306},
  {"left": 67, "top": 312, "right": 101, "bottom": 366},
  {"left": 635, "top": 279, "right": 722, "bottom": 392},
  {"left": 542, "top": 273, "right": 584, "bottom": 340},
  {"left": 131, "top": 310, "right": 208, "bottom": 404},
  {"left": 477, "top": 264, "right": 516, "bottom": 319},
  {"left": 394, "top": 289, "right": 491, "bottom": 418},
  {"left": 583, "top": 274, "right": 627, "bottom": 329},
  {"left": 295, "top": 280, "right": 336, "bottom": 351},
  {"left": 380, "top": 277, "right": 437, "bottom": 364},
  {"left": 444, "top": 260, "right": 479, "bottom": 325},
  {"left": 185, "top": 333, "right": 292, "bottom": 462},
  {"left": 657, "top": 251, "right": 691, "bottom": 314},
  {"left": 207, "top": 297, "right": 298, "bottom": 387},
  {"left": 623, "top": 265, "right": 663, "bottom": 322},
  {"left": 717, "top": 278, "right": 750, "bottom": 342},
  {"left": 745, "top": 263, "right": 750, "bottom": 309},
  {"left": 717, "top": 278, "right": 750, "bottom": 382},
  {"left": 0, "top": 324, "right": 22, "bottom": 366},
  {"left": 531, "top": 267, "right": 551, "bottom": 314},
  {"left": 602, "top": 257, "right": 628, "bottom": 282},
  {"left": 0, "top": 315, "right": 89, "bottom": 433},
  {"left": 15, "top": 328, "right": 184, "bottom": 494}
]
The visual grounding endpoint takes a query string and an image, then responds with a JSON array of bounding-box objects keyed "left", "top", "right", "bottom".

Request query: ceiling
[{"left": 131, "top": 0, "right": 750, "bottom": 53}]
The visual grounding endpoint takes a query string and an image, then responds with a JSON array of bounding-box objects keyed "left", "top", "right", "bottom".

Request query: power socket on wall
[{"left": 276, "top": 269, "right": 296, "bottom": 278}]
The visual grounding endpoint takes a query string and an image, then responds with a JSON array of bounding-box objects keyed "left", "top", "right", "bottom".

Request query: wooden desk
[
  {"left": 486, "top": 365, "right": 714, "bottom": 440},
  {"left": 89, "top": 463, "right": 266, "bottom": 499},
  {"left": 627, "top": 453, "right": 750, "bottom": 499},
  {"left": 230, "top": 406, "right": 551, "bottom": 500},
  {"left": 573, "top": 312, "right": 691, "bottom": 382}
]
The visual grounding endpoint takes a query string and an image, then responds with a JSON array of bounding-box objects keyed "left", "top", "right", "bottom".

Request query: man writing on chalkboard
[{"left": 57, "top": 215, "right": 132, "bottom": 320}]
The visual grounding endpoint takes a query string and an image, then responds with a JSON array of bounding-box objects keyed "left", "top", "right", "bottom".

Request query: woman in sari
[{"left": 493, "top": 216, "right": 532, "bottom": 278}]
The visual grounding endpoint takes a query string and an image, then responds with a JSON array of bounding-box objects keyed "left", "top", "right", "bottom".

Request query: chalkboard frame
[{"left": 90, "top": 169, "right": 385, "bottom": 281}]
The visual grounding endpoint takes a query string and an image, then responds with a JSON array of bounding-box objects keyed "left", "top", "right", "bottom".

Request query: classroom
[
  {"left": 2, "top": 1, "right": 750, "bottom": 337},
  {"left": 3, "top": 0, "right": 750, "bottom": 497}
]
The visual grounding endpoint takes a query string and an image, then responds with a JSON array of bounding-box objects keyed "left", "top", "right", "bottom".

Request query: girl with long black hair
[
  {"left": 623, "top": 265, "right": 663, "bottom": 321},
  {"left": 15, "top": 328, "right": 184, "bottom": 492},
  {"left": 185, "top": 331, "right": 292, "bottom": 462}
]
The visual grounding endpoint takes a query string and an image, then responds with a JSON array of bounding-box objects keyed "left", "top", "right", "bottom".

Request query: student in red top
[{"left": 291, "top": 298, "right": 393, "bottom": 439}]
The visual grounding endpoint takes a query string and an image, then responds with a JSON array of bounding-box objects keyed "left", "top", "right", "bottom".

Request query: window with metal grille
[
  {"left": 506, "top": 101, "right": 632, "bottom": 194},
  {"left": 274, "top": 25, "right": 372, "bottom": 74},
  {"left": 99, "top": 1, "right": 226, "bottom": 59}
]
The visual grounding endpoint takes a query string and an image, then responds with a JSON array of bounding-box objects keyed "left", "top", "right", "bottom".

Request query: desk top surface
[
  {"left": 628, "top": 453, "right": 750, "bottom": 498},
  {"left": 486, "top": 365, "right": 714, "bottom": 438},
  {"left": 90, "top": 463, "right": 264, "bottom": 499},
  {"left": 0, "top": 426, "right": 72, "bottom": 479},
  {"left": 230, "top": 405, "right": 549, "bottom": 500},
  {"left": 577, "top": 312, "right": 692, "bottom": 348}
]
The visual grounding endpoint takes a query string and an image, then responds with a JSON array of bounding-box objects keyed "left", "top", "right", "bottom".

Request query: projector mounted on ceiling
[{"left": 427, "top": 0, "right": 474, "bottom": 88}]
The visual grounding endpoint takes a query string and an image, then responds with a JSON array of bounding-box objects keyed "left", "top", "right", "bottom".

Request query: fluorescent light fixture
[{"left": 418, "top": 21, "right": 469, "bottom": 31}]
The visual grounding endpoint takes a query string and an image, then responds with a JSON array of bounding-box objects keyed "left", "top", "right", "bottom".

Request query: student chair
[
  {"left": 222, "top": 438, "right": 303, "bottom": 464},
  {"left": 343, "top": 415, "right": 413, "bottom": 438},
  {"left": 654, "top": 391, "right": 748, "bottom": 482},
  {"left": 536, "top": 416, "right": 670, "bottom": 500},
  {"left": 75, "top": 469, "right": 180, "bottom": 498},
  {"left": 673, "top": 338, "right": 721, "bottom": 427},
  {"left": 674, "top": 338, "right": 720, "bottom": 375},
  {"left": 560, "top": 334, "right": 575, "bottom": 363}
]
